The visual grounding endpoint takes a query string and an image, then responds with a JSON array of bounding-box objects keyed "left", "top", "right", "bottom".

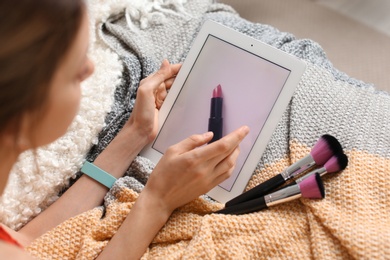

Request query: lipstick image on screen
[{"left": 208, "top": 84, "right": 223, "bottom": 143}]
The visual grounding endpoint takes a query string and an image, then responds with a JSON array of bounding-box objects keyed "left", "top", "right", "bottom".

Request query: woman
[{"left": 0, "top": 0, "right": 249, "bottom": 258}]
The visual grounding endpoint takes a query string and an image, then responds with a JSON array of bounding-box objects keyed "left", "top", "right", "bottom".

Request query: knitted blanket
[{"left": 7, "top": 0, "right": 390, "bottom": 259}]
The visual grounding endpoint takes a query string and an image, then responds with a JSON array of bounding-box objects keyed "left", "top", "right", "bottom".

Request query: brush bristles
[
  {"left": 338, "top": 153, "right": 348, "bottom": 170},
  {"left": 322, "top": 134, "right": 343, "bottom": 155},
  {"left": 324, "top": 153, "right": 348, "bottom": 173},
  {"left": 299, "top": 173, "right": 325, "bottom": 199},
  {"left": 311, "top": 134, "right": 343, "bottom": 165},
  {"left": 315, "top": 173, "right": 325, "bottom": 198}
]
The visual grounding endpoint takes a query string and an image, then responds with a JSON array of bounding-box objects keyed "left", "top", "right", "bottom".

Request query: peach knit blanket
[{"left": 27, "top": 137, "right": 390, "bottom": 259}]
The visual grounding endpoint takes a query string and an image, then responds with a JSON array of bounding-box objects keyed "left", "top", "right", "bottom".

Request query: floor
[
  {"left": 219, "top": 0, "right": 390, "bottom": 92},
  {"left": 316, "top": 0, "right": 390, "bottom": 37},
  {"left": 315, "top": 0, "right": 390, "bottom": 92}
]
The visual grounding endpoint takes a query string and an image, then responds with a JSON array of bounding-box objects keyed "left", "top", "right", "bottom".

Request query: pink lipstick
[{"left": 208, "top": 84, "right": 223, "bottom": 143}]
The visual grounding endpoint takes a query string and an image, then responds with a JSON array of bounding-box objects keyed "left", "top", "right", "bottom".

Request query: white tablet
[{"left": 140, "top": 20, "right": 306, "bottom": 203}]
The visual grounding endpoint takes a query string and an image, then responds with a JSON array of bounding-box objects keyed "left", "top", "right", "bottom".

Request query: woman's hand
[
  {"left": 128, "top": 59, "right": 181, "bottom": 143},
  {"left": 98, "top": 127, "right": 249, "bottom": 260},
  {"left": 142, "top": 125, "right": 250, "bottom": 214}
]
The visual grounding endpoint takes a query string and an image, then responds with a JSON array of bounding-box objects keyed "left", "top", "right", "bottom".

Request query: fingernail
[
  {"left": 161, "top": 59, "right": 169, "bottom": 67},
  {"left": 204, "top": 131, "right": 213, "bottom": 139},
  {"left": 241, "top": 125, "right": 250, "bottom": 134}
]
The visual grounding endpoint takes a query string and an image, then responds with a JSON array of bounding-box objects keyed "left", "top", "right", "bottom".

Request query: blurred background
[{"left": 218, "top": 0, "right": 390, "bottom": 92}]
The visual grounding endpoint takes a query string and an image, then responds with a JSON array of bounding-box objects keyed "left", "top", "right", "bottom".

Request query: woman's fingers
[
  {"left": 205, "top": 147, "right": 241, "bottom": 189},
  {"left": 169, "top": 63, "right": 182, "bottom": 77},
  {"left": 214, "top": 147, "right": 240, "bottom": 175},
  {"left": 145, "top": 60, "right": 181, "bottom": 109},
  {"left": 166, "top": 125, "right": 249, "bottom": 181},
  {"left": 166, "top": 132, "right": 214, "bottom": 156},
  {"left": 146, "top": 126, "right": 248, "bottom": 211},
  {"left": 155, "top": 82, "right": 167, "bottom": 109},
  {"left": 164, "top": 77, "right": 176, "bottom": 89},
  {"left": 155, "top": 68, "right": 180, "bottom": 107},
  {"left": 143, "top": 60, "right": 181, "bottom": 91},
  {"left": 197, "top": 125, "right": 249, "bottom": 162},
  {"left": 168, "top": 125, "right": 249, "bottom": 162}
]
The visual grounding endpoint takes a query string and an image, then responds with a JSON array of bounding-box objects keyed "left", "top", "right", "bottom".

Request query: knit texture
[{"left": 7, "top": 0, "right": 390, "bottom": 258}]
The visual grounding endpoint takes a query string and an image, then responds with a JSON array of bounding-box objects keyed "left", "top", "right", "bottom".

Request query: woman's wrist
[
  {"left": 20, "top": 122, "right": 154, "bottom": 240},
  {"left": 92, "top": 122, "right": 150, "bottom": 179},
  {"left": 126, "top": 119, "right": 156, "bottom": 145},
  {"left": 124, "top": 121, "right": 154, "bottom": 147},
  {"left": 97, "top": 189, "right": 173, "bottom": 260},
  {"left": 137, "top": 187, "right": 174, "bottom": 220}
]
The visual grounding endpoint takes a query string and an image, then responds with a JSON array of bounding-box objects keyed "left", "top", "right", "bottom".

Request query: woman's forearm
[
  {"left": 18, "top": 61, "right": 182, "bottom": 245},
  {"left": 19, "top": 123, "right": 149, "bottom": 245},
  {"left": 97, "top": 126, "right": 248, "bottom": 259},
  {"left": 97, "top": 190, "right": 172, "bottom": 260}
]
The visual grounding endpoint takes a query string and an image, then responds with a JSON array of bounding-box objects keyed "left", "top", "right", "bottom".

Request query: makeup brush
[
  {"left": 294, "top": 153, "right": 348, "bottom": 184},
  {"left": 265, "top": 153, "right": 348, "bottom": 193},
  {"left": 225, "top": 134, "right": 342, "bottom": 207},
  {"left": 216, "top": 172, "right": 325, "bottom": 215}
]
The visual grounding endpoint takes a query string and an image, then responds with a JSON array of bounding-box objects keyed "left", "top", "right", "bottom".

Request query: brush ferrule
[
  {"left": 296, "top": 167, "right": 327, "bottom": 183},
  {"left": 265, "top": 185, "right": 301, "bottom": 207},
  {"left": 281, "top": 155, "right": 316, "bottom": 180}
]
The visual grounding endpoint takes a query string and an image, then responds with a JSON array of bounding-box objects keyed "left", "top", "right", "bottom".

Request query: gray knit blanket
[
  {"left": 5, "top": 0, "right": 390, "bottom": 259},
  {"left": 94, "top": 0, "right": 390, "bottom": 190}
]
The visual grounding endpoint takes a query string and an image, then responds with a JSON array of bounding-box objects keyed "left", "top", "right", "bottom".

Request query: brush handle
[
  {"left": 269, "top": 180, "right": 297, "bottom": 194},
  {"left": 225, "top": 174, "right": 285, "bottom": 207},
  {"left": 216, "top": 196, "right": 267, "bottom": 215}
]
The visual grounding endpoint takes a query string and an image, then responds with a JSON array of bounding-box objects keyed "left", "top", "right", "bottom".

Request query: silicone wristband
[{"left": 81, "top": 161, "right": 117, "bottom": 189}]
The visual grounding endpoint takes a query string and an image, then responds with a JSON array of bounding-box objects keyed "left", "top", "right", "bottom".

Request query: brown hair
[{"left": 0, "top": 0, "right": 85, "bottom": 139}]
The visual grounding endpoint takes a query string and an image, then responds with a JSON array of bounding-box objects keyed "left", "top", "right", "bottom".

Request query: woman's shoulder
[
  {"left": 0, "top": 223, "right": 34, "bottom": 259},
  {"left": 0, "top": 241, "right": 33, "bottom": 259},
  {"left": 0, "top": 223, "right": 25, "bottom": 247}
]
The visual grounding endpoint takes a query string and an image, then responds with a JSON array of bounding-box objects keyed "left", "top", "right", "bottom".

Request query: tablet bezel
[{"left": 140, "top": 20, "right": 306, "bottom": 203}]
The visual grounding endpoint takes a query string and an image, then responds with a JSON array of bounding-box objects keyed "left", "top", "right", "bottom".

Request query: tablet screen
[{"left": 152, "top": 35, "right": 291, "bottom": 191}]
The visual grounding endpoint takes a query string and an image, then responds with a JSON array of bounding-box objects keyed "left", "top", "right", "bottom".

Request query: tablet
[{"left": 140, "top": 20, "right": 306, "bottom": 203}]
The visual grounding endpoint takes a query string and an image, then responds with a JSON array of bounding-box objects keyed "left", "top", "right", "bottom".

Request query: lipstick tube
[{"left": 208, "top": 84, "right": 223, "bottom": 143}]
